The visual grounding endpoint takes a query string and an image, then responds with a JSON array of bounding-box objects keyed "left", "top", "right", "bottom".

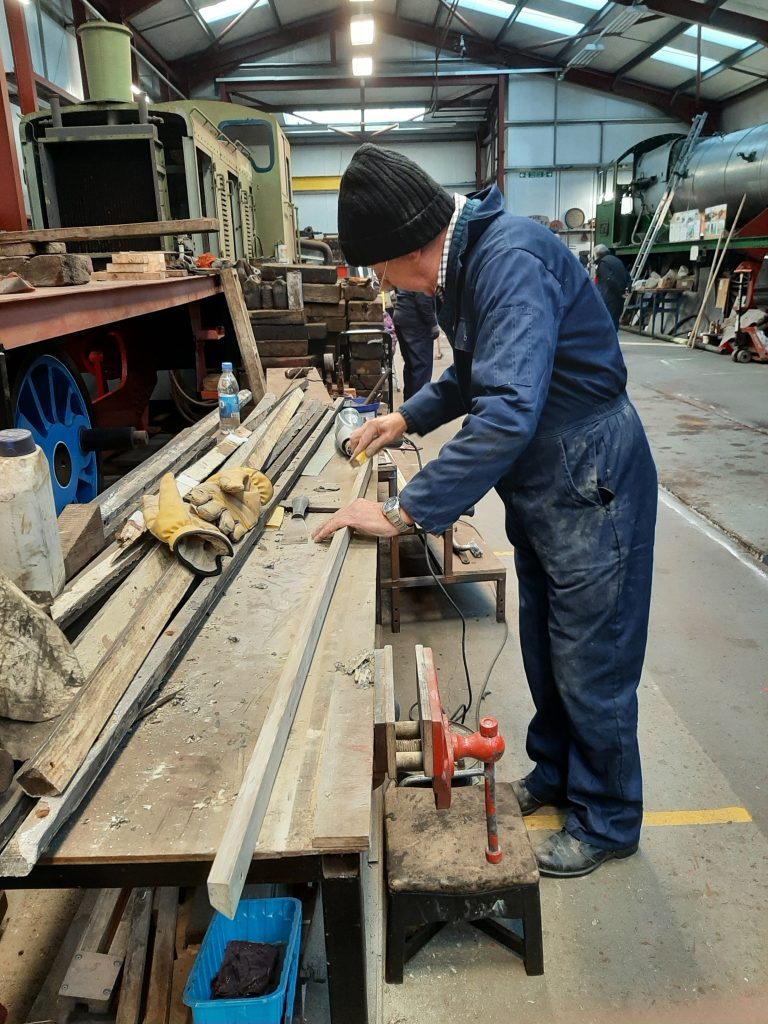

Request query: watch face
[{"left": 382, "top": 496, "right": 398, "bottom": 514}]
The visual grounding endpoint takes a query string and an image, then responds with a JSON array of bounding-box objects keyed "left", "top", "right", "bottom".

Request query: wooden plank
[
  {"left": 0, "top": 218, "right": 219, "bottom": 244},
  {"left": 18, "top": 556, "right": 195, "bottom": 797},
  {"left": 115, "top": 886, "right": 153, "bottom": 1024},
  {"left": 77, "top": 888, "right": 127, "bottom": 953},
  {"left": 95, "top": 410, "right": 221, "bottom": 529},
  {"left": 312, "top": 666, "right": 374, "bottom": 850},
  {"left": 364, "top": 785, "right": 385, "bottom": 1024},
  {"left": 256, "top": 340, "right": 309, "bottom": 357},
  {"left": 302, "top": 282, "right": 341, "bottom": 303},
  {"left": 0, "top": 782, "right": 34, "bottom": 854},
  {"left": 26, "top": 889, "right": 99, "bottom": 1023},
  {"left": 221, "top": 268, "right": 266, "bottom": 404},
  {"left": 207, "top": 459, "right": 372, "bottom": 918},
  {"left": 248, "top": 308, "right": 306, "bottom": 324},
  {"left": 143, "top": 887, "right": 179, "bottom": 1024},
  {"left": 251, "top": 323, "right": 309, "bottom": 340},
  {"left": 305, "top": 300, "right": 345, "bottom": 318},
  {"left": 373, "top": 647, "right": 397, "bottom": 782},
  {"left": 0, "top": 406, "right": 341, "bottom": 877},
  {"left": 259, "top": 263, "right": 337, "bottom": 285},
  {"left": 50, "top": 539, "right": 151, "bottom": 629},
  {"left": 72, "top": 545, "right": 172, "bottom": 676},
  {"left": 57, "top": 503, "right": 105, "bottom": 580}
]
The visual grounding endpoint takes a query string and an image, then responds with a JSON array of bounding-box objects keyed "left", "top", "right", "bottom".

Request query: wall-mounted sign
[
  {"left": 519, "top": 170, "right": 554, "bottom": 179},
  {"left": 670, "top": 209, "right": 702, "bottom": 243},
  {"left": 703, "top": 204, "right": 728, "bottom": 239}
]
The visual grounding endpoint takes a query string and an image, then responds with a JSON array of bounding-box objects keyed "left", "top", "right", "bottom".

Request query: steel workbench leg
[{"left": 322, "top": 854, "right": 369, "bottom": 1024}]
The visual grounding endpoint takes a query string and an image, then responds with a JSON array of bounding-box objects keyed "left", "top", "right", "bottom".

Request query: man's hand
[
  {"left": 311, "top": 498, "right": 401, "bottom": 542},
  {"left": 349, "top": 412, "right": 407, "bottom": 462}
]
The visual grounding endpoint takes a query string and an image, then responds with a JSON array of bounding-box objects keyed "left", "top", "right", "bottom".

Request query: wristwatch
[{"left": 382, "top": 496, "right": 413, "bottom": 533}]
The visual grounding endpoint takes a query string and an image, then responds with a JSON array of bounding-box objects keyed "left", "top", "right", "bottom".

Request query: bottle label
[{"left": 219, "top": 394, "right": 240, "bottom": 420}]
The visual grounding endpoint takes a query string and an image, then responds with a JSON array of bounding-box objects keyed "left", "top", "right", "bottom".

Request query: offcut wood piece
[
  {"left": 256, "top": 340, "right": 309, "bottom": 358},
  {"left": 207, "top": 458, "right": 372, "bottom": 918},
  {"left": 93, "top": 269, "right": 186, "bottom": 282},
  {"left": 115, "top": 887, "right": 153, "bottom": 1024},
  {"left": 373, "top": 646, "right": 397, "bottom": 782},
  {"left": 0, "top": 218, "right": 219, "bottom": 244},
  {"left": 343, "top": 280, "right": 378, "bottom": 301},
  {"left": 302, "top": 282, "right": 341, "bottom": 303},
  {"left": 305, "top": 300, "right": 345, "bottom": 319},
  {"left": 251, "top": 323, "right": 309, "bottom": 340},
  {"left": 286, "top": 268, "right": 303, "bottom": 310},
  {"left": 25, "top": 889, "right": 100, "bottom": 1023},
  {"left": 18, "top": 552, "right": 194, "bottom": 797},
  {"left": 50, "top": 539, "right": 151, "bottom": 629},
  {"left": 249, "top": 308, "right": 306, "bottom": 324},
  {"left": 0, "top": 572, "right": 85, "bottom": 722},
  {"left": 0, "top": 405, "right": 341, "bottom": 877},
  {"left": 221, "top": 267, "right": 267, "bottom": 404},
  {"left": 112, "top": 252, "right": 168, "bottom": 266},
  {"left": 348, "top": 299, "right": 384, "bottom": 322},
  {"left": 312, "top": 660, "right": 375, "bottom": 850},
  {"left": 144, "top": 887, "right": 180, "bottom": 1024},
  {"left": 259, "top": 262, "right": 337, "bottom": 284},
  {"left": 58, "top": 503, "right": 105, "bottom": 580}
]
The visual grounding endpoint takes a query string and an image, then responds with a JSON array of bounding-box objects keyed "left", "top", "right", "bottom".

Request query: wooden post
[
  {"left": 0, "top": 44, "right": 27, "bottom": 231},
  {"left": 3, "top": 0, "right": 37, "bottom": 114},
  {"left": 207, "top": 459, "right": 373, "bottom": 918},
  {"left": 221, "top": 267, "right": 267, "bottom": 404}
]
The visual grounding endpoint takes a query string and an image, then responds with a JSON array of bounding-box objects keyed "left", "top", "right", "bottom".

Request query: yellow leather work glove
[
  {"left": 143, "top": 473, "right": 233, "bottom": 577},
  {"left": 186, "top": 467, "right": 273, "bottom": 542}
]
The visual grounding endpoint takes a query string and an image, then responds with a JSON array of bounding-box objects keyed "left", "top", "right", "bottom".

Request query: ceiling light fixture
[
  {"left": 352, "top": 55, "right": 373, "bottom": 77},
  {"left": 350, "top": 15, "right": 375, "bottom": 45}
]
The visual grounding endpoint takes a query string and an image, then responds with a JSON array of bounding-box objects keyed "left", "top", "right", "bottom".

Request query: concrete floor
[
  {"left": 380, "top": 332, "right": 768, "bottom": 1024},
  {"left": 2, "top": 334, "right": 766, "bottom": 1024}
]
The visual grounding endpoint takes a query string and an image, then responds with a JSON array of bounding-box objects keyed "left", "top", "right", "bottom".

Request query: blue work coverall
[{"left": 398, "top": 185, "right": 657, "bottom": 850}]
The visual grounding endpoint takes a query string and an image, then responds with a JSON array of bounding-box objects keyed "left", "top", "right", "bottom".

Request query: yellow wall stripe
[
  {"left": 292, "top": 175, "right": 341, "bottom": 192},
  {"left": 524, "top": 806, "right": 753, "bottom": 830}
]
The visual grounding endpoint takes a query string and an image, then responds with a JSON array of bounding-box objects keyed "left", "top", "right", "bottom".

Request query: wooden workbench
[{"left": 7, "top": 452, "right": 378, "bottom": 1023}]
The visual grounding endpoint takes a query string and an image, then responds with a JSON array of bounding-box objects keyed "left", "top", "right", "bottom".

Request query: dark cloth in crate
[{"left": 211, "top": 940, "right": 282, "bottom": 999}]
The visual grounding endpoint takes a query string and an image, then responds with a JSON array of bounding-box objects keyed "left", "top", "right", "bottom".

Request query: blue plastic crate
[{"left": 183, "top": 898, "right": 302, "bottom": 1024}]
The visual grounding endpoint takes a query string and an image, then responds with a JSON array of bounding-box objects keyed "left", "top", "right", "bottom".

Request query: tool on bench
[
  {"left": 394, "top": 645, "right": 505, "bottom": 864},
  {"left": 281, "top": 493, "right": 310, "bottom": 545}
]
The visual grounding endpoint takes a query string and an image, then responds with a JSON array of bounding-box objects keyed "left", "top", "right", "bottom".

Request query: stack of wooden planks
[
  {"left": 0, "top": 383, "right": 344, "bottom": 882},
  {"left": 92, "top": 251, "right": 186, "bottom": 282},
  {"left": 26, "top": 884, "right": 192, "bottom": 1024}
]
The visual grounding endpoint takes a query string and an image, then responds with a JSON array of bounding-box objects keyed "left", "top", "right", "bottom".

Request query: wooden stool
[{"left": 384, "top": 782, "right": 543, "bottom": 982}]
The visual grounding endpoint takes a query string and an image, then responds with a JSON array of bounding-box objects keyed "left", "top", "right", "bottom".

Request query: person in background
[
  {"left": 593, "top": 243, "right": 631, "bottom": 330},
  {"left": 392, "top": 288, "right": 440, "bottom": 400},
  {"left": 313, "top": 144, "right": 658, "bottom": 879}
]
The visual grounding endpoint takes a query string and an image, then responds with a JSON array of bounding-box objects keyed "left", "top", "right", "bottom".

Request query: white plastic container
[{"left": 0, "top": 429, "right": 65, "bottom": 602}]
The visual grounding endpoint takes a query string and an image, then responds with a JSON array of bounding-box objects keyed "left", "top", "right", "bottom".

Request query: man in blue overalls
[{"left": 313, "top": 145, "right": 657, "bottom": 878}]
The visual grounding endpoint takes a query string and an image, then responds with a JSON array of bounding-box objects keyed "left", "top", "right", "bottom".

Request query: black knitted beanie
[{"left": 338, "top": 144, "right": 455, "bottom": 266}]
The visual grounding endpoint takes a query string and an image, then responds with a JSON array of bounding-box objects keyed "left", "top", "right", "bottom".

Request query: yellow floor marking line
[{"left": 524, "top": 806, "right": 752, "bottom": 831}]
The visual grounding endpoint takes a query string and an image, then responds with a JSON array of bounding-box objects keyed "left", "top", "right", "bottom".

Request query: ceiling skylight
[
  {"left": 683, "top": 24, "right": 757, "bottom": 51},
  {"left": 651, "top": 46, "right": 718, "bottom": 72},
  {"left": 559, "top": 0, "right": 608, "bottom": 9},
  {"left": 199, "top": 0, "right": 266, "bottom": 23},
  {"left": 458, "top": 0, "right": 583, "bottom": 35},
  {"left": 283, "top": 108, "right": 426, "bottom": 127}
]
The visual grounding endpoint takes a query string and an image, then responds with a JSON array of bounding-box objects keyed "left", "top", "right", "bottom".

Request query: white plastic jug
[{"left": 0, "top": 428, "right": 65, "bottom": 602}]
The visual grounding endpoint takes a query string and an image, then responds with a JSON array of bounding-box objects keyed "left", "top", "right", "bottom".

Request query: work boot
[
  {"left": 535, "top": 827, "right": 638, "bottom": 878},
  {"left": 511, "top": 777, "right": 547, "bottom": 816}
]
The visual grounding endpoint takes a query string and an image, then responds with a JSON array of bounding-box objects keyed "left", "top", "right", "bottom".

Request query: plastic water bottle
[{"left": 218, "top": 362, "right": 240, "bottom": 435}]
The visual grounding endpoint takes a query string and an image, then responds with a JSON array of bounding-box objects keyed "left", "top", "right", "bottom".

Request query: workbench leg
[
  {"left": 390, "top": 536, "right": 401, "bottom": 634},
  {"left": 322, "top": 854, "right": 369, "bottom": 1024},
  {"left": 496, "top": 577, "right": 506, "bottom": 623}
]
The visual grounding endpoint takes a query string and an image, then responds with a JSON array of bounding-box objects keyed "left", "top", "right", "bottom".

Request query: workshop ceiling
[{"left": 93, "top": 0, "right": 768, "bottom": 139}]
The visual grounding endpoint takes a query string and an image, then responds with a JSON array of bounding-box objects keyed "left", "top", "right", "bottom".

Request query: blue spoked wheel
[{"left": 14, "top": 351, "right": 100, "bottom": 514}]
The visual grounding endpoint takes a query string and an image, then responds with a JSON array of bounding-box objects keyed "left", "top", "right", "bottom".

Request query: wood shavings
[{"left": 335, "top": 649, "right": 374, "bottom": 688}]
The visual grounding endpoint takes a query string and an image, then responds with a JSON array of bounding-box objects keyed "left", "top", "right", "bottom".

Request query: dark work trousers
[
  {"left": 396, "top": 325, "right": 435, "bottom": 401},
  {"left": 498, "top": 395, "right": 657, "bottom": 850}
]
